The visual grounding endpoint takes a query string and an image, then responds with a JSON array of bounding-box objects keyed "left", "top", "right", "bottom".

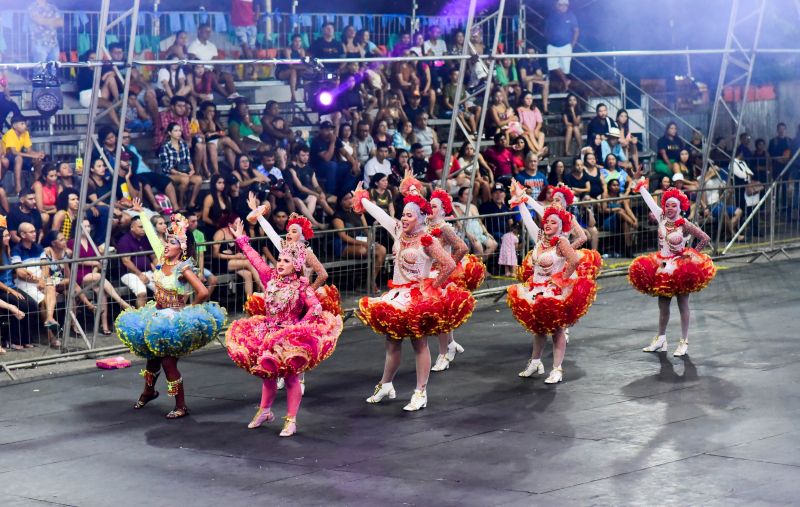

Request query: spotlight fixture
[{"left": 32, "top": 62, "right": 63, "bottom": 118}]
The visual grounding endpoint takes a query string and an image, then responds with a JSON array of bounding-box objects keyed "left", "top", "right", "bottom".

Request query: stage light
[
  {"left": 31, "top": 62, "right": 63, "bottom": 118},
  {"left": 318, "top": 91, "right": 334, "bottom": 107}
]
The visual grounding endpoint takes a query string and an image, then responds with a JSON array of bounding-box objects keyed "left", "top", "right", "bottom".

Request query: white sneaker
[
  {"left": 403, "top": 390, "right": 428, "bottom": 411},
  {"left": 445, "top": 341, "right": 465, "bottom": 362},
  {"left": 277, "top": 377, "right": 285, "bottom": 390},
  {"left": 565, "top": 328, "right": 570, "bottom": 344},
  {"left": 431, "top": 354, "right": 450, "bottom": 372},
  {"left": 518, "top": 358, "right": 544, "bottom": 377},
  {"left": 544, "top": 367, "right": 563, "bottom": 384},
  {"left": 300, "top": 378, "right": 306, "bottom": 395},
  {"left": 643, "top": 335, "right": 668, "bottom": 353},
  {"left": 673, "top": 339, "right": 689, "bottom": 357},
  {"left": 366, "top": 382, "right": 396, "bottom": 403}
]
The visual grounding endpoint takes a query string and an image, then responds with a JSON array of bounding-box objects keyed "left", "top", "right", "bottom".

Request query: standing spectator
[
  {"left": 545, "top": 0, "right": 579, "bottom": 91},
  {"left": 311, "top": 120, "right": 358, "bottom": 196},
  {"left": 363, "top": 142, "right": 392, "bottom": 186},
  {"left": 483, "top": 133, "right": 523, "bottom": 184},
  {"left": 0, "top": 226, "right": 37, "bottom": 350},
  {"left": 27, "top": 0, "right": 63, "bottom": 63},
  {"left": 231, "top": 0, "right": 260, "bottom": 80},
  {"left": 187, "top": 24, "right": 240, "bottom": 100},
  {"left": 8, "top": 188, "right": 43, "bottom": 243},
  {"left": 479, "top": 183, "right": 513, "bottom": 243},
  {"left": 310, "top": 22, "right": 345, "bottom": 73},
  {"left": 518, "top": 46, "right": 550, "bottom": 113},
  {"left": 355, "top": 120, "right": 377, "bottom": 168},
  {"left": 413, "top": 113, "right": 439, "bottom": 159},
  {"left": 499, "top": 223, "right": 520, "bottom": 277},
  {"left": 117, "top": 216, "right": 155, "bottom": 308},
  {"left": 458, "top": 186, "right": 499, "bottom": 258},
  {"left": 514, "top": 152, "right": 547, "bottom": 200},
  {"left": 3, "top": 116, "right": 45, "bottom": 195},
  {"left": 654, "top": 122, "right": 685, "bottom": 179},
  {"left": 289, "top": 144, "right": 335, "bottom": 228},
  {"left": 768, "top": 122, "right": 792, "bottom": 181},
  {"left": 158, "top": 122, "right": 203, "bottom": 210},
  {"left": 562, "top": 93, "right": 583, "bottom": 156}
]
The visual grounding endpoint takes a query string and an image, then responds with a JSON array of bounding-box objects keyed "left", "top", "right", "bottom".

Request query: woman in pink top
[{"left": 516, "top": 92, "right": 548, "bottom": 156}]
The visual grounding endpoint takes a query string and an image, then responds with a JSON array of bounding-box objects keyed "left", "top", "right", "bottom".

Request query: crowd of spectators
[{"left": 1, "top": 0, "right": 799, "bottom": 354}]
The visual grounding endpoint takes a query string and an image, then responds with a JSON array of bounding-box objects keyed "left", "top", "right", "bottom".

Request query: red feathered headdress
[
  {"left": 403, "top": 194, "right": 433, "bottom": 215},
  {"left": 543, "top": 206, "right": 573, "bottom": 233},
  {"left": 551, "top": 186, "right": 575, "bottom": 206},
  {"left": 287, "top": 213, "right": 315, "bottom": 240},
  {"left": 429, "top": 189, "right": 453, "bottom": 215},
  {"left": 661, "top": 188, "right": 690, "bottom": 212}
]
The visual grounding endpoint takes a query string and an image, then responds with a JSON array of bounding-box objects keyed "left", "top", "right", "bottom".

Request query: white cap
[
  {"left": 606, "top": 127, "right": 621, "bottom": 138},
  {"left": 672, "top": 173, "right": 685, "bottom": 182}
]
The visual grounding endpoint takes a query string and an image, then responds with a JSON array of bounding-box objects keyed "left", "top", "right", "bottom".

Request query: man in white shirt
[
  {"left": 187, "top": 23, "right": 241, "bottom": 100},
  {"left": 363, "top": 142, "right": 392, "bottom": 186},
  {"left": 423, "top": 26, "right": 447, "bottom": 56}
]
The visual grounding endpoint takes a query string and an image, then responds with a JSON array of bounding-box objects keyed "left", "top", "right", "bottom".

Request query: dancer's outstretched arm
[
  {"left": 634, "top": 179, "right": 662, "bottom": 220},
  {"left": 133, "top": 198, "right": 164, "bottom": 259},
  {"left": 354, "top": 182, "right": 399, "bottom": 241},
  {"left": 247, "top": 193, "right": 282, "bottom": 251},
  {"left": 230, "top": 218, "right": 274, "bottom": 287},
  {"left": 509, "top": 180, "right": 540, "bottom": 241}
]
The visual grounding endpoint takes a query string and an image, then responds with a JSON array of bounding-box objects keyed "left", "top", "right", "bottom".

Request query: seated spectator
[
  {"left": 8, "top": 188, "right": 43, "bottom": 243},
  {"left": 189, "top": 64, "right": 215, "bottom": 105},
  {"left": 158, "top": 122, "right": 203, "bottom": 210},
  {"left": 0, "top": 71, "right": 23, "bottom": 128},
  {"left": 310, "top": 22, "right": 345, "bottom": 73},
  {"left": 228, "top": 98, "right": 265, "bottom": 154},
  {"left": 201, "top": 175, "right": 238, "bottom": 237},
  {"left": 409, "top": 143, "right": 431, "bottom": 185},
  {"left": 229, "top": 153, "right": 269, "bottom": 197},
  {"left": 600, "top": 127, "right": 632, "bottom": 172},
  {"left": 75, "top": 50, "right": 119, "bottom": 116},
  {"left": 413, "top": 113, "right": 439, "bottom": 158},
  {"left": 427, "top": 144, "right": 461, "bottom": 189},
  {"left": 478, "top": 183, "right": 513, "bottom": 244},
  {"left": 257, "top": 151, "right": 296, "bottom": 214},
  {"left": 414, "top": 55, "right": 438, "bottom": 118},
  {"left": 121, "top": 131, "right": 179, "bottom": 213},
  {"left": 369, "top": 173, "right": 395, "bottom": 218},
  {"left": 392, "top": 120, "right": 415, "bottom": 152},
  {"left": 488, "top": 88, "right": 522, "bottom": 144},
  {"left": 85, "top": 157, "right": 134, "bottom": 232},
  {"left": 186, "top": 211, "right": 218, "bottom": 298},
  {"left": 518, "top": 47, "right": 550, "bottom": 113},
  {"left": 600, "top": 153, "right": 634, "bottom": 195},
  {"left": 32, "top": 164, "right": 58, "bottom": 230},
  {"left": 260, "top": 206, "right": 289, "bottom": 265},
  {"left": 581, "top": 151, "right": 606, "bottom": 199},
  {"left": 330, "top": 190, "right": 387, "bottom": 293},
  {"left": 655, "top": 122, "right": 684, "bottom": 179},
  {"left": 495, "top": 57, "right": 521, "bottom": 101},
  {"left": 701, "top": 164, "right": 742, "bottom": 238},
  {"left": 67, "top": 219, "right": 131, "bottom": 333},
  {"left": 56, "top": 160, "right": 80, "bottom": 193},
  {"left": 671, "top": 149, "right": 699, "bottom": 191},
  {"left": 104, "top": 43, "right": 160, "bottom": 131},
  {"left": 562, "top": 93, "right": 583, "bottom": 156},
  {"left": 211, "top": 215, "right": 263, "bottom": 297},
  {"left": 225, "top": 176, "right": 252, "bottom": 220},
  {"left": 376, "top": 91, "right": 409, "bottom": 132},
  {"left": 457, "top": 141, "right": 494, "bottom": 203},
  {"left": 390, "top": 148, "right": 411, "bottom": 188},
  {"left": 197, "top": 101, "right": 241, "bottom": 175},
  {"left": 402, "top": 92, "right": 425, "bottom": 125},
  {"left": 164, "top": 30, "right": 189, "bottom": 59},
  {"left": 548, "top": 159, "right": 566, "bottom": 186},
  {"left": 615, "top": 109, "right": 640, "bottom": 171},
  {"left": 0, "top": 226, "right": 37, "bottom": 350},
  {"left": 363, "top": 142, "right": 392, "bottom": 186},
  {"left": 510, "top": 135, "right": 533, "bottom": 165},
  {"left": 483, "top": 133, "right": 523, "bottom": 184},
  {"left": 355, "top": 120, "right": 377, "bottom": 168},
  {"left": 586, "top": 103, "right": 615, "bottom": 160},
  {"left": 372, "top": 120, "right": 393, "bottom": 157},
  {"left": 311, "top": 120, "right": 359, "bottom": 197},
  {"left": 517, "top": 92, "right": 548, "bottom": 156},
  {"left": 155, "top": 95, "right": 206, "bottom": 175},
  {"left": 3, "top": 116, "right": 45, "bottom": 195},
  {"left": 289, "top": 144, "right": 334, "bottom": 228},
  {"left": 276, "top": 34, "right": 309, "bottom": 103},
  {"left": 117, "top": 215, "right": 156, "bottom": 308},
  {"left": 260, "top": 101, "right": 294, "bottom": 150},
  {"left": 342, "top": 25, "right": 364, "bottom": 59},
  {"left": 187, "top": 23, "right": 240, "bottom": 100},
  {"left": 514, "top": 152, "right": 547, "bottom": 200},
  {"left": 11, "top": 222, "right": 60, "bottom": 347},
  {"left": 456, "top": 186, "right": 499, "bottom": 259},
  {"left": 51, "top": 189, "right": 79, "bottom": 241},
  {"left": 156, "top": 57, "right": 192, "bottom": 107},
  {"left": 442, "top": 68, "right": 481, "bottom": 135},
  {"left": 124, "top": 94, "right": 153, "bottom": 133},
  {"left": 600, "top": 178, "right": 638, "bottom": 258}
]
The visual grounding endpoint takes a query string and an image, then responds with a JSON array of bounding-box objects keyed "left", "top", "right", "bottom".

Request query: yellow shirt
[{"left": 2, "top": 129, "right": 32, "bottom": 153}]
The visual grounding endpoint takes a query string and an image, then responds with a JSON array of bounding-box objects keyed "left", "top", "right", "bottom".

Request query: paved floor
[{"left": 1, "top": 257, "right": 799, "bottom": 506}]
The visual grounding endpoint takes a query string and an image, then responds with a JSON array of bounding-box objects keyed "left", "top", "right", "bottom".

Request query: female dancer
[
  {"left": 628, "top": 180, "right": 715, "bottom": 357},
  {"left": 225, "top": 218, "right": 342, "bottom": 437},
  {"left": 506, "top": 181, "right": 597, "bottom": 383},
  {"left": 115, "top": 198, "right": 226, "bottom": 419},
  {"left": 353, "top": 183, "right": 475, "bottom": 411}
]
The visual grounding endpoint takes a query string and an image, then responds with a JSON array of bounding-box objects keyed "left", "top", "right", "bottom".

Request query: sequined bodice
[
  {"left": 392, "top": 231, "right": 433, "bottom": 284},
  {"left": 658, "top": 219, "right": 688, "bottom": 257},
  {"left": 530, "top": 243, "right": 565, "bottom": 283},
  {"left": 153, "top": 260, "right": 194, "bottom": 309},
  {"left": 262, "top": 275, "right": 307, "bottom": 325}
]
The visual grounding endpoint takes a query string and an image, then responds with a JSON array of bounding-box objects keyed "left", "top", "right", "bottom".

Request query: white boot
[
  {"left": 431, "top": 354, "right": 450, "bottom": 372},
  {"left": 544, "top": 366, "right": 563, "bottom": 384},
  {"left": 565, "top": 328, "right": 570, "bottom": 344},
  {"left": 673, "top": 339, "right": 689, "bottom": 357},
  {"left": 642, "top": 335, "right": 668, "bottom": 353},
  {"left": 277, "top": 377, "right": 285, "bottom": 390},
  {"left": 518, "top": 358, "right": 544, "bottom": 378},
  {"left": 445, "top": 340, "right": 465, "bottom": 362},
  {"left": 366, "top": 382, "right": 396, "bottom": 403},
  {"left": 402, "top": 389, "right": 428, "bottom": 411}
]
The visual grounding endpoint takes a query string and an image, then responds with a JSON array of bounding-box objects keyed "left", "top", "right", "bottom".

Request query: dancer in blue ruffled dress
[{"left": 115, "top": 198, "right": 226, "bottom": 419}]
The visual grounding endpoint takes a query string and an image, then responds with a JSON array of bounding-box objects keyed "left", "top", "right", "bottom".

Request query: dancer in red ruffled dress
[
  {"left": 225, "top": 219, "right": 342, "bottom": 437},
  {"left": 628, "top": 180, "right": 715, "bottom": 357},
  {"left": 506, "top": 181, "right": 597, "bottom": 383},
  {"left": 353, "top": 182, "right": 475, "bottom": 411}
]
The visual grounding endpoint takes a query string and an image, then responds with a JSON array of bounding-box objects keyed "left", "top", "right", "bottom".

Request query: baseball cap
[
  {"left": 492, "top": 183, "right": 506, "bottom": 193},
  {"left": 672, "top": 173, "right": 685, "bottom": 182},
  {"left": 319, "top": 120, "right": 335, "bottom": 130},
  {"left": 606, "top": 127, "right": 621, "bottom": 138}
]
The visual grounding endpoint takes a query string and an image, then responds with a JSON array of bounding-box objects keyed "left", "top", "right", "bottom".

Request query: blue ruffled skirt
[{"left": 115, "top": 302, "right": 227, "bottom": 359}]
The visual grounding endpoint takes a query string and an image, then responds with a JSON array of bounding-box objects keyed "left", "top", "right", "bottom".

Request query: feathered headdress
[
  {"left": 279, "top": 239, "right": 307, "bottom": 272},
  {"left": 403, "top": 194, "right": 433, "bottom": 215},
  {"left": 542, "top": 206, "right": 573, "bottom": 233},
  {"left": 429, "top": 189, "right": 453, "bottom": 215},
  {"left": 167, "top": 213, "right": 189, "bottom": 252},
  {"left": 287, "top": 213, "right": 314, "bottom": 240},
  {"left": 661, "top": 188, "right": 690, "bottom": 212},
  {"left": 551, "top": 186, "right": 575, "bottom": 207}
]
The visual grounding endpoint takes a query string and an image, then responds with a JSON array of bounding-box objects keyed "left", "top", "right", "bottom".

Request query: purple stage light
[{"left": 318, "top": 91, "right": 334, "bottom": 106}]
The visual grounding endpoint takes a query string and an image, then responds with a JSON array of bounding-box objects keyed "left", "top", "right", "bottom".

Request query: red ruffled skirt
[
  {"left": 455, "top": 254, "right": 487, "bottom": 291},
  {"left": 507, "top": 272, "right": 597, "bottom": 336},
  {"left": 245, "top": 284, "right": 343, "bottom": 317},
  {"left": 226, "top": 312, "right": 343, "bottom": 379},
  {"left": 517, "top": 248, "right": 602, "bottom": 282},
  {"left": 628, "top": 248, "right": 716, "bottom": 297},
  {"left": 357, "top": 279, "right": 476, "bottom": 340}
]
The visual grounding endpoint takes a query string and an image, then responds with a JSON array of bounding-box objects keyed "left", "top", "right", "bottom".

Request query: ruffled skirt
[
  {"left": 628, "top": 248, "right": 716, "bottom": 297},
  {"left": 357, "top": 279, "right": 476, "bottom": 340},
  {"left": 115, "top": 301, "right": 227, "bottom": 359},
  {"left": 517, "top": 248, "right": 602, "bottom": 282},
  {"left": 245, "top": 285, "right": 343, "bottom": 317},
  {"left": 507, "top": 272, "right": 597, "bottom": 336},
  {"left": 453, "top": 254, "right": 487, "bottom": 291},
  {"left": 225, "top": 312, "right": 343, "bottom": 379}
]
